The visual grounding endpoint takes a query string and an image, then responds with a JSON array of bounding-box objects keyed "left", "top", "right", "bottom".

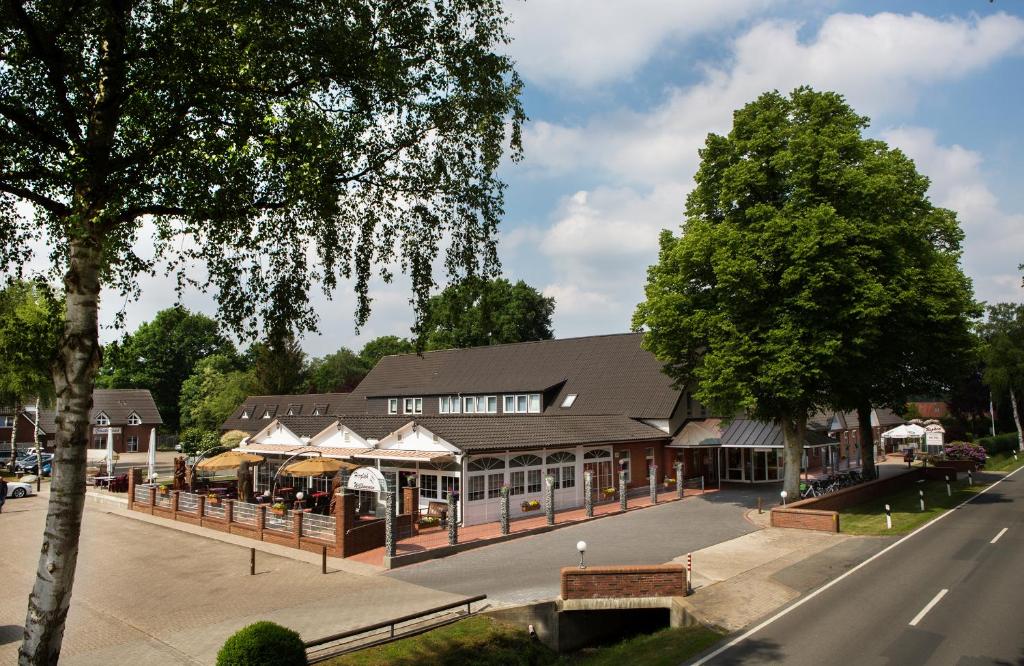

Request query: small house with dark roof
[{"left": 1, "top": 389, "right": 162, "bottom": 454}]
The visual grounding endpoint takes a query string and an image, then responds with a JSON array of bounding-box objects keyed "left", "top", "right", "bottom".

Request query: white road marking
[
  {"left": 689, "top": 464, "right": 1024, "bottom": 666},
  {"left": 909, "top": 589, "right": 948, "bottom": 627},
  {"left": 991, "top": 527, "right": 1009, "bottom": 544}
]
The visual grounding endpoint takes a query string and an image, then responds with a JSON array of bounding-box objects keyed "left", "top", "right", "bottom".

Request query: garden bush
[
  {"left": 976, "top": 432, "right": 1020, "bottom": 455},
  {"left": 216, "top": 621, "right": 307, "bottom": 666},
  {"left": 942, "top": 442, "right": 986, "bottom": 465}
]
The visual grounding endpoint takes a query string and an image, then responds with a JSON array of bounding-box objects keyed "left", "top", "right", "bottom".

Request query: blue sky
[{"left": 102, "top": 2, "right": 1024, "bottom": 356}]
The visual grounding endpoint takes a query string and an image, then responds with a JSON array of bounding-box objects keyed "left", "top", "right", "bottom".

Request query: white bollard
[
  {"left": 919, "top": 489, "right": 925, "bottom": 512},
  {"left": 968, "top": 470, "right": 973, "bottom": 486},
  {"left": 945, "top": 475, "right": 951, "bottom": 497},
  {"left": 885, "top": 503, "right": 892, "bottom": 530}
]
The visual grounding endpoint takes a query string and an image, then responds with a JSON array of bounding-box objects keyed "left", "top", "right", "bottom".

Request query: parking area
[{"left": 0, "top": 493, "right": 459, "bottom": 665}]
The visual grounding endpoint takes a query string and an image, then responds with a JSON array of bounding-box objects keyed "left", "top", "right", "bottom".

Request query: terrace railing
[
  {"left": 231, "top": 501, "right": 258, "bottom": 526},
  {"left": 177, "top": 492, "right": 199, "bottom": 514},
  {"left": 301, "top": 512, "right": 336, "bottom": 540},
  {"left": 264, "top": 508, "right": 292, "bottom": 532},
  {"left": 134, "top": 484, "right": 151, "bottom": 505}
]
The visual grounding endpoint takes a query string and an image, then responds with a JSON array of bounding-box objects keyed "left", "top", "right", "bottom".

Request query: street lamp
[
  {"left": 780, "top": 490, "right": 788, "bottom": 506},
  {"left": 577, "top": 540, "right": 587, "bottom": 569}
]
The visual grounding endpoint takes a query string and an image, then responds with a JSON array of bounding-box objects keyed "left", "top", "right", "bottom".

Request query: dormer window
[
  {"left": 286, "top": 404, "right": 302, "bottom": 416},
  {"left": 240, "top": 409, "right": 251, "bottom": 419},
  {"left": 127, "top": 412, "right": 142, "bottom": 426},
  {"left": 95, "top": 412, "right": 110, "bottom": 426},
  {"left": 403, "top": 397, "right": 422, "bottom": 415},
  {"left": 262, "top": 409, "right": 272, "bottom": 419},
  {"left": 561, "top": 394, "right": 577, "bottom": 408},
  {"left": 503, "top": 394, "right": 542, "bottom": 414},
  {"left": 312, "top": 403, "right": 326, "bottom": 416}
]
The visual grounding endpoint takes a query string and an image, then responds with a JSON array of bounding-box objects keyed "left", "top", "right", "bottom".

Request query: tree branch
[
  {"left": 9, "top": 0, "right": 83, "bottom": 146},
  {"left": 0, "top": 101, "right": 69, "bottom": 151},
  {"left": 0, "top": 181, "right": 72, "bottom": 216}
]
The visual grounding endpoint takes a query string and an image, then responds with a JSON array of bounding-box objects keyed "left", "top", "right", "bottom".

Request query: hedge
[
  {"left": 217, "top": 621, "right": 307, "bottom": 666},
  {"left": 976, "top": 432, "right": 1020, "bottom": 456}
]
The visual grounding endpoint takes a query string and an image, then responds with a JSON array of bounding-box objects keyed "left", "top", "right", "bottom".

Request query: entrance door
[
  {"left": 583, "top": 461, "right": 613, "bottom": 499},
  {"left": 753, "top": 450, "right": 767, "bottom": 481}
]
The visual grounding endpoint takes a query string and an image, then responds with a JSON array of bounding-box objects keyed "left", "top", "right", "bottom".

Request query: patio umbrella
[
  {"left": 196, "top": 451, "right": 265, "bottom": 471},
  {"left": 147, "top": 428, "right": 157, "bottom": 482},
  {"left": 105, "top": 428, "right": 114, "bottom": 476},
  {"left": 282, "top": 457, "right": 356, "bottom": 476}
]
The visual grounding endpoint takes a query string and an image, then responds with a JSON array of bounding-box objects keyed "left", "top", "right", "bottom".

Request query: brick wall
[{"left": 560, "top": 565, "right": 686, "bottom": 600}]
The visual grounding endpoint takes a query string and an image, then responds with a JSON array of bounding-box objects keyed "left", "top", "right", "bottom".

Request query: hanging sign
[
  {"left": 347, "top": 466, "right": 388, "bottom": 493},
  {"left": 925, "top": 431, "right": 944, "bottom": 449}
]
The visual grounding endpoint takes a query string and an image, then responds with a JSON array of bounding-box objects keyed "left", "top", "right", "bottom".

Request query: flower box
[
  {"left": 520, "top": 500, "right": 541, "bottom": 512},
  {"left": 207, "top": 495, "right": 221, "bottom": 506},
  {"left": 601, "top": 487, "right": 616, "bottom": 498},
  {"left": 418, "top": 516, "right": 440, "bottom": 528},
  {"left": 158, "top": 486, "right": 169, "bottom": 496}
]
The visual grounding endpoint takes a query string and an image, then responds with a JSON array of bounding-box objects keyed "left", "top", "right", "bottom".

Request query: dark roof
[
  {"left": 271, "top": 416, "right": 340, "bottom": 438},
  {"left": 272, "top": 415, "right": 411, "bottom": 441},
  {"left": 721, "top": 419, "right": 835, "bottom": 448},
  {"left": 874, "top": 408, "right": 904, "bottom": 428},
  {"left": 221, "top": 393, "right": 358, "bottom": 433},
  {"left": 7, "top": 389, "right": 162, "bottom": 434},
  {"left": 349, "top": 333, "right": 682, "bottom": 420},
  {"left": 409, "top": 415, "right": 669, "bottom": 452}
]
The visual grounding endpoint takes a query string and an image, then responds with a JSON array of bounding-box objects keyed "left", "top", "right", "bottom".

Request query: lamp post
[
  {"left": 577, "top": 540, "right": 587, "bottom": 569},
  {"left": 780, "top": 490, "right": 788, "bottom": 506}
]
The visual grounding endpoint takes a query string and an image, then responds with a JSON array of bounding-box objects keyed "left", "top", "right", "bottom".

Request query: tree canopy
[
  {"left": 418, "top": 277, "right": 555, "bottom": 350},
  {"left": 359, "top": 335, "right": 415, "bottom": 367},
  {"left": 250, "top": 334, "right": 308, "bottom": 396},
  {"left": 307, "top": 347, "right": 368, "bottom": 393},
  {"left": 633, "top": 87, "right": 975, "bottom": 496},
  {"left": 97, "top": 306, "right": 234, "bottom": 429},
  {"left": 178, "top": 353, "right": 255, "bottom": 432},
  {"left": 1, "top": 2, "right": 523, "bottom": 662},
  {"left": 0, "top": 280, "right": 63, "bottom": 407},
  {"left": 978, "top": 303, "right": 1024, "bottom": 450}
]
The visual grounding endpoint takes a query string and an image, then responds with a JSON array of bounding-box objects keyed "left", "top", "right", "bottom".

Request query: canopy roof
[{"left": 881, "top": 424, "right": 926, "bottom": 439}]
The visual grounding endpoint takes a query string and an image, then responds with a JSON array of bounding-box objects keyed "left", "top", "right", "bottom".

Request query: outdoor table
[
  {"left": 278, "top": 487, "right": 295, "bottom": 498},
  {"left": 93, "top": 476, "right": 115, "bottom": 487}
]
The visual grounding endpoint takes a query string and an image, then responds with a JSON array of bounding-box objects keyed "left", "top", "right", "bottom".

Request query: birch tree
[
  {"left": 979, "top": 303, "right": 1024, "bottom": 452},
  {"left": 0, "top": 2, "right": 523, "bottom": 663}
]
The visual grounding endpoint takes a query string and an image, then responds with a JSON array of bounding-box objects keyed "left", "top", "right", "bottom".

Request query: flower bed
[{"left": 942, "top": 441, "right": 986, "bottom": 466}]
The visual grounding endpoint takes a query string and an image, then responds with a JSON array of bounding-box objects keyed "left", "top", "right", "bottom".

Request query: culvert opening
[{"left": 562, "top": 607, "right": 672, "bottom": 650}]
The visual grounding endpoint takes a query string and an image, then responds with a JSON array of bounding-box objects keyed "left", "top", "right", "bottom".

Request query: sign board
[
  {"left": 925, "top": 431, "right": 944, "bottom": 449},
  {"left": 347, "top": 466, "right": 388, "bottom": 493},
  {"left": 94, "top": 427, "right": 122, "bottom": 435}
]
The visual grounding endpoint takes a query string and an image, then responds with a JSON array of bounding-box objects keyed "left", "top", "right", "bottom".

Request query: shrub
[
  {"left": 216, "top": 621, "right": 307, "bottom": 666},
  {"left": 179, "top": 427, "right": 221, "bottom": 457},
  {"left": 976, "top": 432, "right": 1020, "bottom": 455},
  {"left": 942, "top": 441, "right": 986, "bottom": 465}
]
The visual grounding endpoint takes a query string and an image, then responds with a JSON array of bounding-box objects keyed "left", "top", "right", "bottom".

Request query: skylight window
[{"left": 561, "top": 394, "right": 577, "bottom": 408}]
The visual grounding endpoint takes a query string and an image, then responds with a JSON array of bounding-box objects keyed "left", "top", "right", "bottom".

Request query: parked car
[
  {"left": 4, "top": 480, "right": 35, "bottom": 499},
  {"left": 15, "top": 453, "right": 54, "bottom": 474}
]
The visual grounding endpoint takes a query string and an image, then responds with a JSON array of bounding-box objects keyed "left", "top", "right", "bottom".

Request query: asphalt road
[
  {"left": 386, "top": 486, "right": 775, "bottom": 604},
  {"left": 695, "top": 468, "right": 1024, "bottom": 666}
]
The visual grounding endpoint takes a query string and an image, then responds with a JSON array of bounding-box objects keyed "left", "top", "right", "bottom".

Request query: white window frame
[
  {"left": 504, "top": 395, "right": 515, "bottom": 413},
  {"left": 95, "top": 412, "right": 110, "bottom": 426},
  {"left": 127, "top": 412, "right": 142, "bottom": 426},
  {"left": 528, "top": 394, "right": 541, "bottom": 413},
  {"left": 1, "top": 415, "right": 14, "bottom": 427},
  {"left": 486, "top": 396, "right": 498, "bottom": 413},
  {"left": 127, "top": 436, "right": 139, "bottom": 452},
  {"left": 403, "top": 397, "right": 422, "bottom": 415},
  {"left": 503, "top": 394, "right": 542, "bottom": 414},
  {"left": 388, "top": 398, "right": 398, "bottom": 415},
  {"left": 463, "top": 396, "right": 476, "bottom": 414},
  {"left": 419, "top": 473, "right": 439, "bottom": 499}
]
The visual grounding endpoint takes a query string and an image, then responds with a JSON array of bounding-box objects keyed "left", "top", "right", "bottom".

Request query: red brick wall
[
  {"left": 613, "top": 442, "right": 666, "bottom": 488},
  {"left": 770, "top": 508, "right": 839, "bottom": 532},
  {"left": 561, "top": 565, "right": 686, "bottom": 600},
  {"left": 89, "top": 424, "right": 157, "bottom": 453}
]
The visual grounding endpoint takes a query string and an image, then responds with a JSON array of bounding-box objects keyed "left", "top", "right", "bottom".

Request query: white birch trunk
[
  {"left": 1011, "top": 386, "right": 1023, "bottom": 453},
  {"left": 8, "top": 399, "right": 19, "bottom": 471},
  {"left": 20, "top": 239, "right": 103, "bottom": 665}
]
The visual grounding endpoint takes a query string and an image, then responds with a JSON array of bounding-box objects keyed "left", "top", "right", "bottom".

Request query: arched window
[
  {"left": 546, "top": 451, "right": 576, "bottom": 490},
  {"left": 468, "top": 457, "right": 506, "bottom": 472},
  {"left": 583, "top": 448, "right": 610, "bottom": 460},
  {"left": 509, "top": 454, "right": 542, "bottom": 467},
  {"left": 509, "top": 454, "right": 543, "bottom": 495}
]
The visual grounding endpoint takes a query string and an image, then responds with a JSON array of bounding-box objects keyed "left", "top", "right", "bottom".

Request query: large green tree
[
  {"left": 0, "top": 280, "right": 63, "bottom": 462},
  {"left": 634, "top": 87, "right": 974, "bottom": 497},
  {"left": 97, "top": 306, "right": 233, "bottom": 429},
  {"left": 250, "top": 333, "right": 308, "bottom": 395},
  {"left": 307, "top": 347, "right": 368, "bottom": 392},
  {"left": 419, "top": 276, "right": 555, "bottom": 350},
  {"left": 979, "top": 303, "right": 1024, "bottom": 452},
  {"left": 0, "top": 2, "right": 522, "bottom": 662},
  {"left": 359, "top": 335, "right": 415, "bottom": 367},
  {"left": 179, "top": 353, "right": 255, "bottom": 432}
]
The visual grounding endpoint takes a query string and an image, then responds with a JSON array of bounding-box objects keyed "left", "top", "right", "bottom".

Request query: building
[
  {"left": 0, "top": 389, "right": 162, "bottom": 454},
  {"left": 229, "top": 333, "right": 863, "bottom": 526},
  {"left": 824, "top": 408, "right": 906, "bottom": 456}
]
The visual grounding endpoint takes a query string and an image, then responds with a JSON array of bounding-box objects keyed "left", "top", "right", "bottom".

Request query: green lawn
[
  {"left": 321, "top": 615, "right": 724, "bottom": 666},
  {"left": 841, "top": 477, "right": 983, "bottom": 536},
  {"left": 983, "top": 452, "right": 1024, "bottom": 473}
]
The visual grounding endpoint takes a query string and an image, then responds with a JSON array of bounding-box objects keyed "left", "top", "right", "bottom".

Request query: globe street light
[
  {"left": 577, "top": 540, "right": 587, "bottom": 569},
  {"left": 780, "top": 490, "right": 788, "bottom": 506}
]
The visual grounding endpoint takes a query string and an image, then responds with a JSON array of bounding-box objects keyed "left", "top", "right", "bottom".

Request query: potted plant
[
  {"left": 158, "top": 484, "right": 169, "bottom": 496},
  {"left": 418, "top": 515, "right": 439, "bottom": 528},
  {"left": 270, "top": 502, "right": 287, "bottom": 516},
  {"left": 663, "top": 477, "right": 676, "bottom": 489},
  {"left": 520, "top": 499, "right": 541, "bottom": 512},
  {"left": 601, "top": 487, "right": 616, "bottom": 498},
  {"left": 207, "top": 493, "right": 221, "bottom": 506}
]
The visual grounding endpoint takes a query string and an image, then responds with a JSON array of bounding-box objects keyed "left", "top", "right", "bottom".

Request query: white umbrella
[
  {"left": 105, "top": 428, "right": 114, "bottom": 476},
  {"left": 147, "top": 428, "right": 157, "bottom": 482}
]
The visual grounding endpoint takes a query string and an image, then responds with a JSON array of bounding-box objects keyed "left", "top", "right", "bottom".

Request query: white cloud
[
  {"left": 508, "top": 10, "right": 1024, "bottom": 335},
  {"left": 883, "top": 127, "right": 1024, "bottom": 305},
  {"left": 504, "top": 0, "right": 776, "bottom": 90}
]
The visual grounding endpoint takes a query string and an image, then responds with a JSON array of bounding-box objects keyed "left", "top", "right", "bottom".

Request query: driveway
[
  {"left": 1, "top": 494, "right": 459, "bottom": 665},
  {"left": 387, "top": 487, "right": 766, "bottom": 604}
]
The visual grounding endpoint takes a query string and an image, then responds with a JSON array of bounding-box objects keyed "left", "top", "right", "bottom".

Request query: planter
[
  {"left": 158, "top": 488, "right": 169, "bottom": 496},
  {"left": 600, "top": 489, "right": 616, "bottom": 499},
  {"left": 271, "top": 508, "right": 286, "bottom": 517},
  {"left": 208, "top": 497, "right": 221, "bottom": 506},
  {"left": 520, "top": 501, "right": 542, "bottom": 512}
]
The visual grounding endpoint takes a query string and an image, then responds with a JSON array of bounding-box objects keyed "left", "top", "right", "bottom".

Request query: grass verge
[
  {"left": 841, "top": 477, "right": 985, "bottom": 536},
  {"left": 983, "top": 452, "right": 1024, "bottom": 473},
  {"left": 321, "top": 615, "right": 724, "bottom": 666}
]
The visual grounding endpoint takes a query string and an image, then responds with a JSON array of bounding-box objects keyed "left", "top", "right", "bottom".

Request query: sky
[{"left": 92, "top": 1, "right": 1024, "bottom": 356}]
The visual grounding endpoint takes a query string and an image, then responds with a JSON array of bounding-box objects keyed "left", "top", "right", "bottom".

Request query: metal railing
[
  {"left": 301, "top": 512, "right": 336, "bottom": 540},
  {"left": 232, "top": 501, "right": 258, "bottom": 526},
  {"left": 304, "top": 594, "right": 487, "bottom": 661}
]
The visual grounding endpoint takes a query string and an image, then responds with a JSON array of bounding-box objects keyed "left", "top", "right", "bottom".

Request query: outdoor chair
[{"left": 425, "top": 501, "right": 448, "bottom": 524}]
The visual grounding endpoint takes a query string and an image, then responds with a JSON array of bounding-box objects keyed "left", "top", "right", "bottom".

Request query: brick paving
[{"left": 0, "top": 492, "right": 461, "bottom": 665}]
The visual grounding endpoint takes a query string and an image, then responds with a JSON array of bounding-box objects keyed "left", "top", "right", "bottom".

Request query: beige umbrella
[
  {"left": 196, "top": 451, "right": 265, "bottom": 471},
  {"left": 282, "top": 457, "right": 356, "bottom": 476}
]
